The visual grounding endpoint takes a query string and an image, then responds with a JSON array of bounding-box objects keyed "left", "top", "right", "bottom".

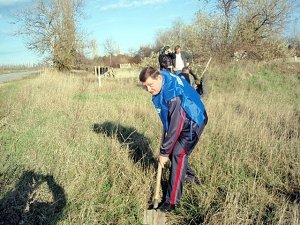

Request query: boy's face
[{"left": 142, "top": 75, "right": 163, "bottom": 96}]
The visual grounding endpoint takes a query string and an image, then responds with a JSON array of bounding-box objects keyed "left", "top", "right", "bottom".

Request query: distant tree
[
  {"left": 196, "top": 1, "right": 238, "bottom": 50},
  {"left": 155, "top": 20, "right": 187, "bottom": 49},
  {"left": 194, "top": 0, "right": 299, "bottom": 60},
  {"left": 234, "top": 0, "right": 293, "bottom": 42},
  {"left": 288, "top": 34, "right": 300, "bottom": 57},
  {"left": 188, "top": 13, "right": 223, "bottom": 62},
  {"left": 91, "top": 39, "right": 99, "bottom": 59},
  {"left": 103, "top": 38, "right": 119, "bottom": 66},
  {"left": 235, "top": 0, "right": 298, "bottom": 59},
  {"left": 136, "top": 45, "right": 155, "bottom": 58},
  {"left": 14, "top": 0, "right": 84, "bottom": 71},
  {"left": 155, "top": 15, "right": 220, "bottom": 63}
]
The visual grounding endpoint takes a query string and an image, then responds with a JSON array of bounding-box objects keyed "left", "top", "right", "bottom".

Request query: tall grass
[{"left": 0, "top": 62, "right": 299, "bottom": 225}]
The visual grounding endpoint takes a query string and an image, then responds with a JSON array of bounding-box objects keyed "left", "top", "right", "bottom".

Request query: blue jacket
[{"left": 152, "top": 70, "right": 207, "bottom": 133}]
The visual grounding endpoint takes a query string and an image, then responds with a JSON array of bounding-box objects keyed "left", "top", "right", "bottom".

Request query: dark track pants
[{"left": 166, "top": 122, "right": 206, "bottom": 205}]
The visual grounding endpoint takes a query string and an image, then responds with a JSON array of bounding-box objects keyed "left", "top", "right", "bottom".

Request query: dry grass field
[{"left": 0, "top": 62, "right": 299, "bottom": 224}]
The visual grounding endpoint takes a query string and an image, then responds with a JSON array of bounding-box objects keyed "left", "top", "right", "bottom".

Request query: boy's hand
[{"left": 159, "top": 155, "right": 169, "bottom": 168}]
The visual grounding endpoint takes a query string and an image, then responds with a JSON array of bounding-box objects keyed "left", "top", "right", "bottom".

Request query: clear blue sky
[
  {"left": 0, "top": 0, "right": 203, "bottom": 65},
  {"left": 0, "top": 0, "right": 299, "bottom": 65}
]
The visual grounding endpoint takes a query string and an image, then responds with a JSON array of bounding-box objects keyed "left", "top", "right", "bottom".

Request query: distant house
[{"left": 118, "top": 63, "right": 131, "bottom": 69}]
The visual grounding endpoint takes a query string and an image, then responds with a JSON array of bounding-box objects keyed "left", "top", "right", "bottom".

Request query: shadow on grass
[
  {"left": 92, "top": 122, "right": 172, "bottom": 207},
  {"left": 0, "top": 171, "right": 66, "bottom": 225},
  {"left": 93, "top": 122, "right": 157, "bottom": 170}
]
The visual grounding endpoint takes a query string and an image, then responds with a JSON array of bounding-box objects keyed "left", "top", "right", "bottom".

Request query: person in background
[
  {"left": 178, "top": 67, "right": 204, "bottom": 96},
  {"left": 158, "top": 46, "right": 175, "bottom": 72},
  {"left": 173, "top": 45, "right": 191, "bottom": 73},
  {"left": 139, "top": 67, "right": 208, "bottom": 212},
  {"left": 178, "top": 67, "right": 193, "bottom": 84}
]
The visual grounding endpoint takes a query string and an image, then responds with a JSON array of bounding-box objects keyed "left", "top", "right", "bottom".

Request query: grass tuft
[{"left": 0, "top": 64, "right": 299, "bottom": 224}]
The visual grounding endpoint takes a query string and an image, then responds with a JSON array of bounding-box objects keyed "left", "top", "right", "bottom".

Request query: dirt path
[{"left": 0, "top": 71, "right": 40, "bottom": 83}]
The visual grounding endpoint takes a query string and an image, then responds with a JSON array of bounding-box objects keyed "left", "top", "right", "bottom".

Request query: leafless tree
[
  {"left": 236, "top": 0, "right": 293, "bottom": 40},
  {"left": 91, "top": 39, "right": 98, "bottom": 59},
  {"left": 14, "top": 0, "right": 84, "bottom": 71},
  {"left": 103, "top": 38, "right": 119, "bottom": 66},
  {"left": 194, "top": 0, "right": 299, "bottom": 60}
]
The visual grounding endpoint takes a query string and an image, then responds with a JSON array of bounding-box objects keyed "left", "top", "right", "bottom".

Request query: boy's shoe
[
  {"left": 157, "top": 201, "right": 176, "bottom": 212},
  {"left": 185, "top": 175, "right": 201, "bottom": 185}
]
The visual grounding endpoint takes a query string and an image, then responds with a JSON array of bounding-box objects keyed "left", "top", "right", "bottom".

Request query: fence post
[
  {"left": 97, "top": 66, "right": 101, "bottom": 87},
  {"left": 98, "top": 74, "right": 102, "bottom": 87}
]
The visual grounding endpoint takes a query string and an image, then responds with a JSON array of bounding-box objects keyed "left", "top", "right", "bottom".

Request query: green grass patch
[{"left": 0, "top": 65, "right": 299, "bottom": 224}]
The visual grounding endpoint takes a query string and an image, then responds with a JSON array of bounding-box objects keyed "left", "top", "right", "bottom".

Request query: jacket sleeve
[
  {"left": 169, "top": 52, "right": 176, "bottom": 59},
  {"left": 160, "top": 97, "right": 185, "bottom": 156},
  {"left": 159, "top": 55, "right": 168, "bottom": 69},
  {"left": 183, "top": 51, "right": 191, "bottom": 63}
]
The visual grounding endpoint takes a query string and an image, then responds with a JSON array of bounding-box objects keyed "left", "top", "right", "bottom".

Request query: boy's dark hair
[
  {"left": 175, "top": 45, "right": 181, "bottom": 51},
  {"left": 139, "top": 67, "right": 160, "bottom": 82},
  {"left": 159, "top": 46, "right": 170, "bottom": 55},
  {"left": 182, "top": 67, "right": 189, "bottom": 74}
]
